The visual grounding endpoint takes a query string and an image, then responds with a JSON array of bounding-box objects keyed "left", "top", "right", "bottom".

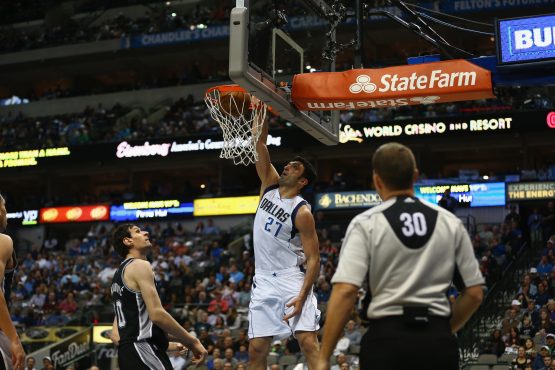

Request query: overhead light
[
  {"left": 171, "top": 12, "right": 177, "bottom": 17},
  {"left": 276, "top": 69, "right": 283, "bottom": 73},
  {"left": 197, "top": 23, "right": 206, "bottom": 29},
  {"left": 482, "top": 175, "right": 489, "bottom": 180},
  {"left": 166, "top": 1, "right": 171, "bottom": 5},
  {"left": 305, "top": 65, "right": 311, "bottom": 70},
  {"left": 190, "top": 25, "right": 196, "bottom": 31},
  {"left": 200, "top": 184, "right": 206, "bottom": 189},
  {"left": 310, "top": 68, "right": 316, "bottom": 72}
]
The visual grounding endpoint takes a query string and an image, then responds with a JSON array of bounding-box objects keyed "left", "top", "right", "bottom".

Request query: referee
[{"left": 316, "top": 143, "right": 484, "bottom": 370}]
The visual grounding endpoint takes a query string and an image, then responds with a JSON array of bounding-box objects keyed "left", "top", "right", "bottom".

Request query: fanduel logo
[
  {"left": 348, "top": 69, "right": 477, "bottom": 95},
  {"left": 306, "top": 96, "right": 441, "bottom": 110}
]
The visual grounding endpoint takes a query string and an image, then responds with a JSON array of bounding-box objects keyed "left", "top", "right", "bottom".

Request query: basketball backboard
[{"left": 228, "top": 0, "right": 340, "bottom": 145}]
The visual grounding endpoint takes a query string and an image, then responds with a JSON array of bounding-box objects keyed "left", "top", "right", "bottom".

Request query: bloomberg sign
[
  {"left": 497, "top": 14, "right": 555, "bottom": 65},
  {"left": 116, "top": 135, "right": 282, "bottom": 159}
]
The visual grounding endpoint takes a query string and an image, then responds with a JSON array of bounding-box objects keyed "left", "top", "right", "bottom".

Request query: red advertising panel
[
  {"left": 40, "top": 205, "right": 110, "bottom": 223},
  {"left": 291, "top": 59, "right": 494, "bottom": 110}
]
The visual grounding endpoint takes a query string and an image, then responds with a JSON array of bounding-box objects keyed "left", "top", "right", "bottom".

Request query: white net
[{"left": 204, "top": 86, "right": 268, "bottom": 166}]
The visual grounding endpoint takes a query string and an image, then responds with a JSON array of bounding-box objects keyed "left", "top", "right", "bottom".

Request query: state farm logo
[
  {"left": 349, "top": 75, "right": 377, "bottom": 94},
  {"left": 348, "top": 69, "right": 477, "bottom": 95}
]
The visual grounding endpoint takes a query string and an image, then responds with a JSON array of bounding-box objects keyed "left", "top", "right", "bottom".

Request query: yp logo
[
  {"left": 349, "top": 75, "right": 377, "bottom": 94},
  {"left": 410, "top": 96, "right": 440, "bottom": 104}
]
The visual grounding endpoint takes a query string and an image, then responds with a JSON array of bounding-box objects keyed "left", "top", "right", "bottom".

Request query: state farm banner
[{"left": 291, "top": 59, "right": 494, "bottom": 110}]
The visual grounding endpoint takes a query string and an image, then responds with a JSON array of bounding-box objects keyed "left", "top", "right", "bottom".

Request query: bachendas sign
[{"left": 292, "top": 59, "right": 494, "bottom": 110}]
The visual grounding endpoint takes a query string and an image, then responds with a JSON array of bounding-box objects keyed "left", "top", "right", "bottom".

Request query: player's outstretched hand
[
  {"left": 10, "top": 339, "right": 25, "bottom": 370},
  {"left": 187, "top": 338, "right": 208, "bottom": 366},
  {"left": 283, "top": 295, "right": 305, "bottom": 321},
  {"left": 167, "top": 342, "right": 188, "bottom": 356}
]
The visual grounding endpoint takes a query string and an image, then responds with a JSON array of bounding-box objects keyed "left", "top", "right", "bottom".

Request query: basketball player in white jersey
[
  {"left": 0, "top": 195, "right": 25, "bottom": 370},
  {"left": 248, "top": 119, "right": 321, "bottom": 369}
]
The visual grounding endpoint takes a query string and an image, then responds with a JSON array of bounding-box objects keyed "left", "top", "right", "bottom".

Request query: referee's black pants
[{"left": 359, "top": 317, "right": 459, "bottom": 370}]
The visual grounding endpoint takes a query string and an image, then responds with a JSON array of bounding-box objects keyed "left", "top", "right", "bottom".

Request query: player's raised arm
[
  {"left": 254, "top": 116, "right": 279, "bottom": 195},
  {"left": 127, "top": 260, "right": 208, "bottom": 364}
]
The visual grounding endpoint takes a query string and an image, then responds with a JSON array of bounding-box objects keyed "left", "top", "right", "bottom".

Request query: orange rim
[
  {"left": 205, "top": 84, "right": 248, "bottom": 96},
  {"left": 205, "top": 84, "right": 279, "bottom": 116}
]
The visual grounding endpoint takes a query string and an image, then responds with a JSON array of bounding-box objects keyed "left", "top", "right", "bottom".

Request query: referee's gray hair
[{"left": 372, "top": 142, "right": 416, "bottom": 191}]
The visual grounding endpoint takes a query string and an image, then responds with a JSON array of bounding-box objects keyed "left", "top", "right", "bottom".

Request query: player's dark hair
[
  {"left": 111, "top": 223, "right": 135, "bottom": 258},
  {"left": 372, "top": 143, "right": 416, "bottom": 191},
  {"left": 294, "top": 156, "right": 316, "bottom": 188}
]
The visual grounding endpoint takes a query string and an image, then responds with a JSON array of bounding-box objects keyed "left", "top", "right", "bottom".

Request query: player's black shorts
[
  {"left": 359, "top": 316, "right": 458, "bottom": 370},
  {"left": 118, "top": 341, "right": 172, "bottom": 370}
]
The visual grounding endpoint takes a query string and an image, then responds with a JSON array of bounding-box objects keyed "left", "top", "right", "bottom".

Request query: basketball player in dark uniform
[
  {"left": 110, "top": 224, "right": 207, "bottom": 370},
  {"left": 0, "top": 195, "right": 25, "bottom": 370},
  {"left": 316, "top": 143, "right": 484, "bottom": 370}
]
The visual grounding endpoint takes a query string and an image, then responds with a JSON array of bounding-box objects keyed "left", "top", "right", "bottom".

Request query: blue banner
[
  {"left": 442, "top": 0, "right": 555, "bottom": 13},
  {"left": 110, "top": 202, "right": 194, "bottom": 221},
  {"left": 122, "top": 25, "right": 229, "bottom": 49},
  {"left": 414, "top": 182, "right": 506, "bottom": 207},
  {"left": 497, "top": 14, "right": 555, "bottom": 64}
]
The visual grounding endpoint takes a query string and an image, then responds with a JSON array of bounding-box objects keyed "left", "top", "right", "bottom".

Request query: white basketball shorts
[{"left": 248, "top": 266, "right": 320, "bottom": 340}]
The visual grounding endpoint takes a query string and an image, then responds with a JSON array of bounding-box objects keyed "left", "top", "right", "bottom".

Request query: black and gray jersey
[
  {"left": 1, "top": 248, "right": 17, "bottom": 308},
  {"left": 111, "top": 258, "right": 168, "bottom": 349},
  {"left": 332, "top": 196, "right": 484, "bottom": 319}
]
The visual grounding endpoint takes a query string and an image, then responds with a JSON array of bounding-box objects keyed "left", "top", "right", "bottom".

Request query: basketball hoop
[{"left": 205, "top": 85, "right": 268, "bottom": 166}]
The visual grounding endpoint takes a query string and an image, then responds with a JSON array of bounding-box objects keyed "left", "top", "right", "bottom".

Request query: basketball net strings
[{"left": 205, "top": 90, "right": 267, "bottom": 166}]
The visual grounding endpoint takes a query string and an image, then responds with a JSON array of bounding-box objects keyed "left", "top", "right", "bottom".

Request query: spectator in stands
[
  {"left": 223, "top": 348, "right": 237, "bottom": 368},
  {"left": 198, "top": 329, "right": 215, "bottom": 354},
  {"left": 506, "top": 327, "right": 521, "bottom": 350},
  {"left": 343, "top": 320, "right": 362, "bottom": 345},
  {"left": 208, "top": 290, "right": 229, "bottom": 314},
  {"left": 506, "top": 204, "right": 521, "bottom": 225},
  {"left": 542, "top": 202, "right": 555, "bottom": 243},
  {"left": 206, "top": 348, "right": 222, "bottom": 370},
  {"left": 521, "top": 274, "right": 539, "bottom": 297},
  {"left": 513, "top": 346, "right": 532, "bottom": 369},
  {"left": 529, "top": 208, "right": 543, "bottom": 246},
  {"left": 25, "top": 356, "right": 37, "bottom": 370},
  {"left": 541, "top": 355, "right": 552, "bottom": 370},
  {"left": 521, "top": 315, "right": 537, "bottom": 338},
  {"left": 40, "top": 357, "right": 53, "bottom": 370},
  {"left": 234, "top": 344, "right": 248, "bottom": 363},
  {"left": 232, "top": 329, "right": 248, "bottom": 352},
  {"left": 533, "top": 346, "right": 550, "bottom": 370},
  {"left": 331, "top": 353, "right": 348, "bottom": 370},
  {"left": 58, "top": 291, "right": 78, "bottom": 314},
  {"left": 501, "top": 307, "right": 522, "bottom": 337},
  {"left": 537, "top": 285, "right": 551, "bottom": 307},
  {"left": 438, "top": 188, "right": 457, "bottom": 213},
  {"left": 547, "top": 334, "right": 555, "bottom": 352},
  {"left": 539, "top": 256, "right": 554, "bottom": 278},
  {"left": 228, "top": 264, "right": 244, "bottom": 284},
  {"left": 525, "top": 338, "right": 536, "bottom": 358}
]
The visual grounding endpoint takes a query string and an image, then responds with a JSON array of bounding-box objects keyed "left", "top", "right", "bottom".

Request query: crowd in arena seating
[
  {"left": 475, "top": 201, "right": 555, "bottom": 370},
  {"left": 1, "top": 86, "right": 553, "bottom": 152},
  {"left": 0, "top": 1, "right": 230, "bottom": 54},
  {"left": 9, "top": 197, "right": 552, "bottom": 369},
  {"left": 9, "top": 217, "right": 366, "bottom": 369}
]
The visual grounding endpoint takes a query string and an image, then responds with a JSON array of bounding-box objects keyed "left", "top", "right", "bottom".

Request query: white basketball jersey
[{"left": 253, "top": 185, "right": 309, "bottom": 271}]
